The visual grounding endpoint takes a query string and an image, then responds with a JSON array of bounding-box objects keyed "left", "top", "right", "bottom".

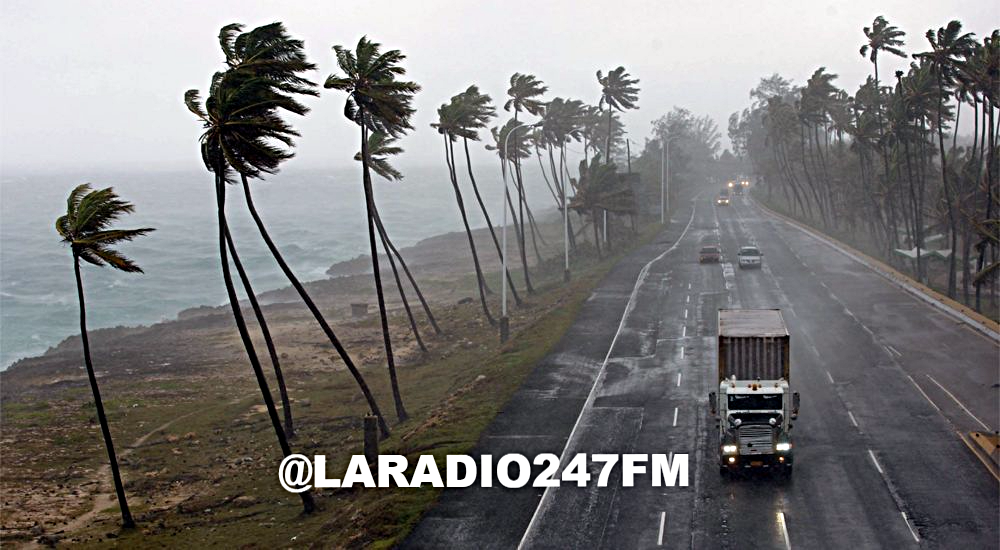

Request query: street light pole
[
  {"left": 660, "top": 139, "right": 665, "bottom": 224},
  {"left": 500, "top": 121, "right": 534, "bottom": 343},
  {"left": 561, "top": 148, "right": 570, "bottom": 282}
]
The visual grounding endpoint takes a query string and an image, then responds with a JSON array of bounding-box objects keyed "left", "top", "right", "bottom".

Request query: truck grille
[{"left": 738, "top": 425, "right": 773, "bottom": 454}]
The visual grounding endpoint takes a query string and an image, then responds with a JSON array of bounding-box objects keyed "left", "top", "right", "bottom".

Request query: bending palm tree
[
  {"left": 433, "top": 99, "right": 496, "bottom": 325},
  {"left": 210, "top": 23, "right": 392, "bottom": 440},
  {"left": 325, "top": 36, "right": 421, "bottom": 423},
  {"left": 597, "top": 66, "right": 640, "bottom": 160},
  {"left": 354, "top": 132, "right": 430, "bottom": 351},
  {"left": 57, "top": 184, "right": 154, "bottom": 529},
  {"left": 454, "top": 86, "right": 523, "bottom": 306},
  {"left": 504, "top": 73, "right": 548, "bottom": 293}
]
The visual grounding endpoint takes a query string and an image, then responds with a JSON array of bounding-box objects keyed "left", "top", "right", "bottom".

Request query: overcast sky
[{"left": 1, "top": 0, "right": 996, "bottom": 172}]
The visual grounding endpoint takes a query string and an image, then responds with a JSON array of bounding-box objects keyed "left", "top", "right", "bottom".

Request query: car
[
  {"left": 699, "top": 245, "right": 722, "bottom": 263},
  {"left": 737, "top": 245, "right": 762, "bottom": 268},
  {"left": 716, "top": 195, "right": 730, "bottom": 206}
]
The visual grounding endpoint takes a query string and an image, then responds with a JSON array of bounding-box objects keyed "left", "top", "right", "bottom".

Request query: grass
[{"left": 2, "top": 219, "right": 662, "bottom": 548}]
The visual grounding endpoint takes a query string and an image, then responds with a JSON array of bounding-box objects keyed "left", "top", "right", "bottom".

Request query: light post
[
  {"left": 660, "top": 132, "right": 671, "bottom": 225},
  {"left": 500, "top": 121, "right": 537, "bottom": 343},
  {"left": 560, "top": 147, "right": 571, "bottom": 283}
]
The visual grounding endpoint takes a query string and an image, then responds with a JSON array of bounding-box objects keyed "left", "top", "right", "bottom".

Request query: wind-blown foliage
[{"left": 57, "top": 184, "right": 154, "bottom": 529}]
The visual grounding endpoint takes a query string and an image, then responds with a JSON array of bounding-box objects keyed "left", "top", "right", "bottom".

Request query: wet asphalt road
[{"left": 403, "top": 189, "right": 999, "bottom": 550}]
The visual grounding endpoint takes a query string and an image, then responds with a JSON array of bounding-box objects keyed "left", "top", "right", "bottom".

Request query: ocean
[{"left": 0, "top": 162, "right": 556, "bottom": 369}]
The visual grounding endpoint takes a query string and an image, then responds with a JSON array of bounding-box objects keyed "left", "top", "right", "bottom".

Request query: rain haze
[
  {"left": 1, "top": 1, "right": 998, "bottom": 547},
  {"left": 1, "top": 0, "right": 996, "bottom": 171}
]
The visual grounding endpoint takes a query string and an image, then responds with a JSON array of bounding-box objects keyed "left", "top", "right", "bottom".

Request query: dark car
[{"left": 699, "top": 245, "right": 722, "bottom": 263}]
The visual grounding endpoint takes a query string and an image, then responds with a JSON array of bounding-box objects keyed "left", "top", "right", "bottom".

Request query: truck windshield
[{"left": 728, "top": 393, "right": 782, "bottom": 410}]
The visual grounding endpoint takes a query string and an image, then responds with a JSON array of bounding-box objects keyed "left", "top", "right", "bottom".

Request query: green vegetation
[{"left": 729, "top": 18, "right": 999, "bottom": 315}]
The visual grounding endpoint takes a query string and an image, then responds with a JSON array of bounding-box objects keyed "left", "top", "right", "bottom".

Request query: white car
[{"left": 737, "top": 246, "right": 762, "bottom": 269}]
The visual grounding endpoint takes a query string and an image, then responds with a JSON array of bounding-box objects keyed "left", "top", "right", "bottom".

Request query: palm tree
[
  {"left": 504, "top": 73, "right": 548, "bottom": 293},
  {"left": 597, "top": 66, "right": 640, "bottom": 160},
  {"left": 354, "top": 132, "right": 430, "bottom": 351},
  {"left": 185, "top": 67, "right": 317, "bottom": 513},
  {"left": 192, "top": 23, "right": 392, "bottom": 443},
  {"left": 433, "top": 98, "right": 496, "bottom": 325},
  {"left": 453, "top": 86, "right": 524, "bottom": 306},
  {"left": 325, "top": 36, "right": 420, "bottom": 423},
  {"left": 56, "top": 184, "right": 154, "bottom": 529},
  {"left": 915, "top": 20, "right": 977, "bottom": 298}
]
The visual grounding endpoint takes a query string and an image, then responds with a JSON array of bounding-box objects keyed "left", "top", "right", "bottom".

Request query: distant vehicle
[
  {"left": 710, "top": 309, "right": 798, "bottom": 477},
  {"left": 716, "top": 190, "right": 730, "bottom": 206},
  {"left": 699, "top": 245, "right": 722, "bottom": 263},
  {"left": 737, "top": 246, "right": 762, "bottom": 269}
]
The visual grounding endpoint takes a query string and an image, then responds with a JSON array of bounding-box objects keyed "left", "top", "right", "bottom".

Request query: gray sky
[{"left": 1, "top": 0, "right": 996, "bottom": 172}]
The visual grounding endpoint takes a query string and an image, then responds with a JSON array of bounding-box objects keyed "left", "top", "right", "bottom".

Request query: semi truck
[{"left": 710, "top": 309, "right": 799, "bottom": 476}]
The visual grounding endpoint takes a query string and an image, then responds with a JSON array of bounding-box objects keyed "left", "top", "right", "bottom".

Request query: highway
[{"left": 403, "top": 188, "right": 999, "bottom": 549}]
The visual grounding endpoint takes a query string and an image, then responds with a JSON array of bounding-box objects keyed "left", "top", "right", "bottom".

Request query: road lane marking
[
  {"left": 516, "top": 198, "right": 699, "bottom": 549},
  {"left": 826, "top": 371, "right": 835, "bottom": 384},
  {"left": 901, "top": 512, "right": 920, "bottom": 542},
  {"left": 657, "top": 511, "right": 666, "bottom": 545},
  {"left": 680, "top": 346, "right": 685, "bottom": 358},
  {"left": 926, "top": 374, "right": 991, "bottom": 430},
  {"left": 886, "top": 344, "right": 901, "bottom": 357},
  {"left": 686, "top": 295, "right": 690, "bottom": 303},
  {"left": 906, "top": 375, "right": 941, "bottom": 411},
  {"left": 687, "top": 282, "right": 691, "bottom": 290},
  {"left": 776, "top": 512, "right": 791, "bottom": 550},
  {"left": 676, "top": 373, "right": 682, "bottom": 387},
  {"left": 672, "top": 407, "right": 678, "bottom": 427},
  {"left": 868, "top": 449, "right": 884, "bottom": 474},
  {"left": 882, "top": 345, "right": 895, "bottom": 358},
  {"left": 847, "top": 411, "right": 859, "bottom": 428},
  {"left": 682, "top": 325, "right": 686, "bottom": 338},
  {"left": 684, "top": 309, "right": 688, "bottom": 319}
]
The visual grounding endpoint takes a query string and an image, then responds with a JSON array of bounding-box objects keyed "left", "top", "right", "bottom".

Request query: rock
[
  {"left": 165, "top": 434, "right": 179, "bottom": 443},
  {"left": 232, "top": 495, "right": 258, "bottom": 508},
  {"left": 298, "top": 399, "right": 311, "bottom": 408},
  {"left": 457, "top": 297, "right": 474, "bottom": 305},
  {"left": 183, "top": 432, "right": 197, "bottom": 440}
]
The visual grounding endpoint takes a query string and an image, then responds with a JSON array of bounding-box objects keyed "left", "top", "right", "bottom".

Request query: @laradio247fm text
[{"left": 278, "top": 453, "right": 688, "bottom": 492}]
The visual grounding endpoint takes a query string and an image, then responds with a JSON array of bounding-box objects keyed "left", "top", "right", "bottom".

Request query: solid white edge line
[
  {"left": 657, "top": 511, "right": 666, "bottom": 546},
  {"left": 826, "top": 371, "right": 835, "bottom": 384},
  {"left": 516, "top": 196, "right": 699, "bottom": 550},
  {"left": 672, "top": 407, "right": 679, "bottom": 427},
  {"left": 925, "top": 374, "right": 991, "bottom": 430},
  {"left": 777, "top": 511, "right": 791, "bottom": 550},
  {"left": 868, "top": 449, "right": 884, "bottom": 475}
]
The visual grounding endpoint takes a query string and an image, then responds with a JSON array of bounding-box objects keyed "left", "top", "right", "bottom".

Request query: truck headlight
[
  {"left": 722, "top": 444, "right": 738, "bottom": 454},
  {"left": 776, "top": 442, "right": 791, "bottom": 452}
]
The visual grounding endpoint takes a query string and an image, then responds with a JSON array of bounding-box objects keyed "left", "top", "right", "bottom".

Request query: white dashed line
[
  {"left": 680, "top": 346, "right": 685, "bottom": 359},
  {"left": 926, "top": 374, "right": 991, "bottom": 430},
  {"left": 687, "top": 283, "right": 691, "bottom": 290},
  {"left": 826, "top": 371, "right": 835, "bottom": 384},
  {"left": 686, "top": 295, "right": 690, "bottom": 303},
  {"left": 657, "top": 511, "right": 666, "bottom": 546},
  {"left": 777, "top": 512, "right": 791, "bottom": 550},
  {"left": 886, "top": 345, "right": 901, "bottom": 357},
  {"left": 847, "top": 411, "right": 859, "bottom": 428},
  {"left": 901, "top": 512, "right": 920, "bottom": 542},
  {"left": 682, "top": 325, "right": 686, "bottom": 338},
  {"left": 684, "top": 309, "right": 688, "bottom": 319},
  {"left": 672, "top": 407, "right": 678, "bottom": 427},
  {"left": 906, "top": 375, "right": 941, "bottom": 412},
  {"left": 868, "top": 449, "right": 884, "bottom": 475},
  {"left": 676, "top": 372, "right": 682, "bottom": 387}
]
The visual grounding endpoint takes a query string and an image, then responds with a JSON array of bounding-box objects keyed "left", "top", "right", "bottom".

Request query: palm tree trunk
[
  {"left": 373, "top": 207, "right": 442, "bottom": 333},
  {"left": 445, "top": 134, "right": 496, "bottom": 325},
  {"left": 240, "top": 175, "right": 390, "bottom": 438},
  {"left": 361, "top": 124, "right": 408, "bottom": 423},
  {"left": 375, "top": 218, "right": 427, "bottom": 352},
  {"left": 223, "top": 224, "right": 295, "bottom": 438},
  {"left": 514, "top": 158, "right": 545, "bottom": 264},
  {"left": 592, "top": 208, "right": 603, "bottom": 258},
  {"left": 73, "top": 254, "right": 135, "bottom": 529},
  {"left": 462, "top": 138, "right": 523, "bottom": 306},
  {"left": 934, "top": 70, "right": 958, "bottom": 297},
  {"left": 511, "top": 157, "right": 535, "bottom": 293},
  {"left": 215, "top": 175, "right": 315, "bottom": 514},
  {"left": 605, "top": 108, "right": 613, "bottom": 161}
]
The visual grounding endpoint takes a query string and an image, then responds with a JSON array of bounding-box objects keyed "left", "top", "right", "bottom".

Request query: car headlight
[
  {"left": 776, "top": 442, "right": 791, "bottom": 452},
  {"left": 722, "top": 444, "right": 738, "bottom": 454}
]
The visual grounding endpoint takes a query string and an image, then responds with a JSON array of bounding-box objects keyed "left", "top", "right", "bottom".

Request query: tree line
[
  {"left": 729, "top": 17, "right": 999, "bottom": 312},
  {"left": 56, "top": 21, "right": 665, "bottom": 527}
]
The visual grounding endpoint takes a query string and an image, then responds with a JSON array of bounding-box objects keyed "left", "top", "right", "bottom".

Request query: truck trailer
[{"left": 710, "top": 309, "right": 799, "bottom": 476}]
